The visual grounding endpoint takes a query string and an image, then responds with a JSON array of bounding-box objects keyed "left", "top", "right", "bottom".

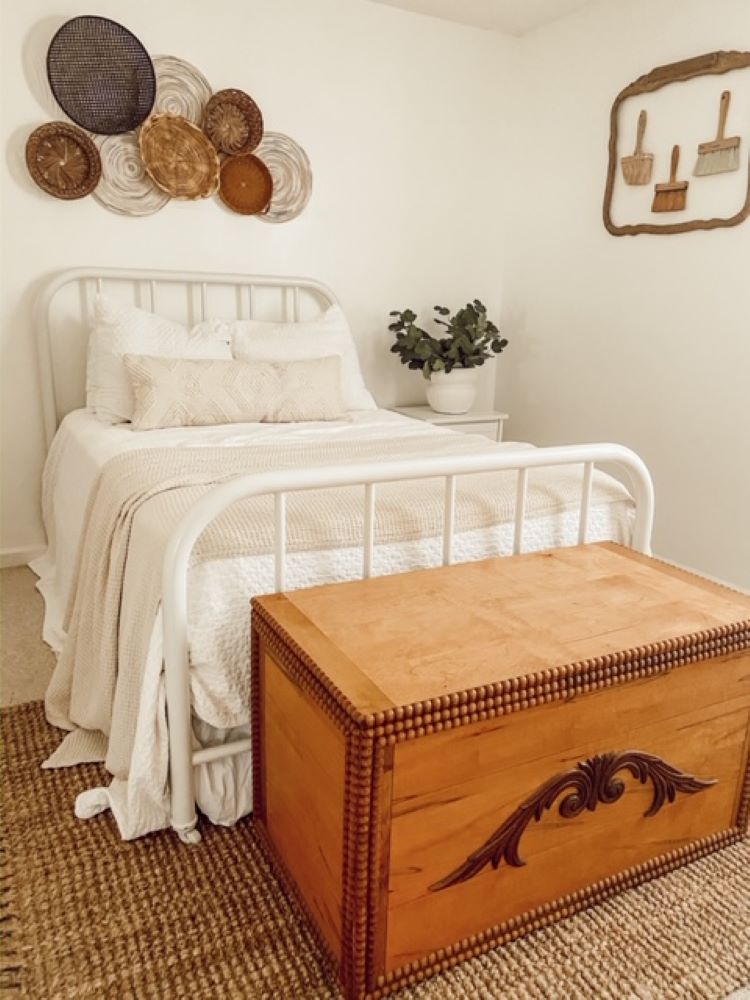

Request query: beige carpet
[
  {"left": 0, "top": 567, "right": 55, "bottom": 707},
  {"left": 0, "top": 699, "right": 748, "bottom": 999}
]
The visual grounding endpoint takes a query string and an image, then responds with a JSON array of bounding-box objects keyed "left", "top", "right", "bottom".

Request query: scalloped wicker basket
[
  {"left": 26, "top": 121, "right": 102, "bottom": 200},
  {"left": 139, "top": 113, "right": 220, "bottom": 200},
  {"left": 204, "top": 88, "right": 264, "bottom": 155}
]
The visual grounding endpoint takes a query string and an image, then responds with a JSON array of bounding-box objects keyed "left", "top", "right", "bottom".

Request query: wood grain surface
[
  {"left": 259, "top": 543, "right": 750, "bottom": 712},
  {"left": 383, "top": 651, "right": 750, "bottom": 970},
  {"left": 253, "top": 544, "right": 750, "bottom": 999},
  {"left": 261, "top": 649, "right": 346, "bottom": 958}
]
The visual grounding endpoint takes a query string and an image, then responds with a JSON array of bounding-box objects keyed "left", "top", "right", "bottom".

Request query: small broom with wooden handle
[
  {"left": 621, "top": 110, "right": 653, "bottom": 185},
  {"left": 652, "top": 145, "right": 688, "bottom": 213},
  {"left": 694, "top": 90, "right": 741, "bottom": 176}
]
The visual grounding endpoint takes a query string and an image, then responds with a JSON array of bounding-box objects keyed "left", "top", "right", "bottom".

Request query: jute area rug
[{"left": 1, "top": 702, "right": 749, "bottom": 999}]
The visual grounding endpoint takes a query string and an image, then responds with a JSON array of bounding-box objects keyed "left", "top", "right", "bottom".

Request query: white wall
[
  {"left": 0, "top": 0, "right": 518, "bottom": 558},
  {"left": 499, "top": 0, "right": 750, "bottom": 588},
  {"left": 3, "top": 0, "right": 749, "bottom": 589}
]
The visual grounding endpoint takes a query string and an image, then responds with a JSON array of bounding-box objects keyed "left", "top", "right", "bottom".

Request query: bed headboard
[{"left": 35, "top": 267, "right": 339, "bottom": 449}]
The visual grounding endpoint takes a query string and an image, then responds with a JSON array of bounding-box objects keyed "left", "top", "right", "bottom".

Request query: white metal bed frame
[{"left": 36, "top": 267, "right": 655, "bottom": 844}]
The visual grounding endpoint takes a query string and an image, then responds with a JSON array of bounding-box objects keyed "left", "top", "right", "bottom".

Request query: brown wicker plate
[
  {"left": 139, "top": 114, "right": 220, "bottom": 200},
  {"left": 47, "top": 16, "right": 155, "bottom": 134},
  {"left": 219, "top": 154, "right": 273, "bottom": 215},
  {"left": 25, "top": 121, "right": 101, "bottom": 199},
  {"left": 204, "top": 89, "right": 264, "bottom": 154}
]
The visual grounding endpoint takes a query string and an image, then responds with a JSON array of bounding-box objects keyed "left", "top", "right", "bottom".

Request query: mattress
[{"left": 32, "top": 409, "right": 635, "bottom": 840}]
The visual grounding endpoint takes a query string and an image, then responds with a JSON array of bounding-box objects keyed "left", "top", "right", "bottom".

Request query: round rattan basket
[
  {"left": 204, "top": 89, "right": 264, "bottom": 155},
  {"left": 256, "top": 132, "right": 313, "bottom": 224},
  {"left": 152, "top": 55, "right": 212, "bottom": 126},
  {"left": 139, "top": 114, "right": 220, "bottom": 200},
  {"left": 219, "top": 153, "right": 273, "bottom": 215},
  {"left": 93, "top": 133, "right": 170, "bottom": 216},
  {"left": 26, "top": 121, "right": 102, "bottom": 200}
]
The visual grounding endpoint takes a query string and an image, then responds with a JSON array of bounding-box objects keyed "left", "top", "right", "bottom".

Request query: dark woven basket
[{"left": 47, "top": 16, "right": 155, "bottom": 134}]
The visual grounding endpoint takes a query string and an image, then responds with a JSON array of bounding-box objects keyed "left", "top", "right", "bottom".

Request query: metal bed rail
[{"left": 161, "top": 443, "right": 654, "bottom": 843}]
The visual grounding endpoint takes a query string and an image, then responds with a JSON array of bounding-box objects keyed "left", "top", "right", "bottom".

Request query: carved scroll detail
[{"left": 428, "top": 750, "right": 716, "bottom": 892}]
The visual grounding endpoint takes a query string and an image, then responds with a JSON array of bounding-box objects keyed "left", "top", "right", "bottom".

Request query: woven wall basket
[
  {"left": 26, "top": 121, "right": 101, "bottom": 200},
  {"left": 256, "top": 132, "right": 313, "bottom": 224},
  {"left": 139, "top": 114, "right": 220, "bottom": 200},
  {"left": 152, "top": 55, "right": 212, "bottom": 126},
  {"left": 204, "top": 89, "right": 264, "bottom": 155},
  {"left": 46, "top": 16, "right": 155, "bottom": 134},
  {"left": 219, "top": 154, "right": 273, "bottom": 214},
  {"left": 93, "top": 133, "right": 170, "bottom": 216}
]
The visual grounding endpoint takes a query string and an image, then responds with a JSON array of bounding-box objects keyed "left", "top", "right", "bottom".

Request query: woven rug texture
[{"left": 1, "top": 701, "right": 749, "bottom": 999}]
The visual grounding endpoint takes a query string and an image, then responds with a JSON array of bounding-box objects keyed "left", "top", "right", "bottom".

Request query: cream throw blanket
[{"left": 43, "top": 429, "right": 631, "bottom": 833}]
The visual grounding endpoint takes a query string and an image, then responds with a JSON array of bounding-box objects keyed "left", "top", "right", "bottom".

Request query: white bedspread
[{"left": 32, "top": 409, "right": 635, "bottom": 840}]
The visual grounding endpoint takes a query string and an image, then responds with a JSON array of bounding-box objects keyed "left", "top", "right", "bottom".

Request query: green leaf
[{"left": 389, "top": 299, "right": 507, "bottom": 373}]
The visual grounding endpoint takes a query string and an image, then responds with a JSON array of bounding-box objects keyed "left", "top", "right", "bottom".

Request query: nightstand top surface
[{"left": 391, "top": 405, "right": 509, "bottom": 424}]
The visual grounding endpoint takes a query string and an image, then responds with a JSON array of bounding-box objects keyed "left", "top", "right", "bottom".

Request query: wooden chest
[{"left": 250, "top": 543, "right": 750, "bottom": 1000}]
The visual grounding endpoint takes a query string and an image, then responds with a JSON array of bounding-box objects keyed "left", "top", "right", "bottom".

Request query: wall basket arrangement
[
  {"left": 603, "top": 50, "right": 750, "bottom": 236},
  {"left": 25, "top": 14, "right": 313, "bottom": 222}
]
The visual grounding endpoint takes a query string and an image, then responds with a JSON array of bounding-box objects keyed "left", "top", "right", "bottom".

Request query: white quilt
[{"left": 32, "top": 409, "right": 634, "bottom": 840}]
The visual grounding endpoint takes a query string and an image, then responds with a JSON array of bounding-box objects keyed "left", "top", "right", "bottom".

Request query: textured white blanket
[{"left": 36, "top": 412, "right": 634, "bottom": 839}]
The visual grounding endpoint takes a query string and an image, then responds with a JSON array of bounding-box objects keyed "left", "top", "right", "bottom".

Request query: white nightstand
[{"left": 391, "top": 405, "right": 509, "bottom": 442}]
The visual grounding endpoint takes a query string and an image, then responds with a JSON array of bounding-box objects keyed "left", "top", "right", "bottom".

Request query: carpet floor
[{"left": 1, "top": 700, "right": 749, "bottom": 1000}]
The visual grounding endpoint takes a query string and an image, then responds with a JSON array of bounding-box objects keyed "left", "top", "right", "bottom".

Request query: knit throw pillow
[{"left": 123, "top": 354, "right": 346, "bottom": 430}]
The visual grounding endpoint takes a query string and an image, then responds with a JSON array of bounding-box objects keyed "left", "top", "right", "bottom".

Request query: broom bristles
[
  {"left": 621, "top": 154, "right": 653, "bottom": 185},
  {"left": 651, "top": 187, "right": 688, "bottom": 213},
  {"left": 694, "top": 144, "right": 741, "bottom": 176}
]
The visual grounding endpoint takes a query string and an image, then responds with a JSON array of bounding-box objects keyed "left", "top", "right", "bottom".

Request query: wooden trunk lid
[{"left": 253, "top": 543, "right": 750, "bottom": 722}]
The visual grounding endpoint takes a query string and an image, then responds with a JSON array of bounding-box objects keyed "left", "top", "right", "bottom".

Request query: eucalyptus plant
[{"left": 389, "top": 301, "right": 508, "bottom": 379}]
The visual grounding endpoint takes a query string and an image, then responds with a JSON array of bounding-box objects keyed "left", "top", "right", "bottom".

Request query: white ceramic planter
[{"left": 425, "top": 368, "right": 479, "bottom": 415}]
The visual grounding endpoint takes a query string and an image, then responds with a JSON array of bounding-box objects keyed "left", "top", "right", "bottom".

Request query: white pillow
[
  {"left": 87, "top": 296, "right": 233, "bottom": 423},
  {"left": 201, "top": 304, "right": 376, "bottom": 412},
  {"left": 124, "top": 354, "right": 346, "bottom": 429}
]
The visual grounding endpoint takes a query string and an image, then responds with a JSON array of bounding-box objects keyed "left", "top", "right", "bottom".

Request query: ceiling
[{"left": 369, "top": 0, "right": 596, "bottom": 36}]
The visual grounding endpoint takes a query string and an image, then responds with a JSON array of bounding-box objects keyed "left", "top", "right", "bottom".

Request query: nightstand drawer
[
  {"left": 449, "top": 420, "right": 500, "bottom": 440},
  {"left": 390, "top": 406, "right": 509, "bottom": 443}
]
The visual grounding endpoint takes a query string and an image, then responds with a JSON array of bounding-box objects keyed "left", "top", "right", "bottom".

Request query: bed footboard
[{"left": 161, "top": 444, "right": 654, "bottom": 844}]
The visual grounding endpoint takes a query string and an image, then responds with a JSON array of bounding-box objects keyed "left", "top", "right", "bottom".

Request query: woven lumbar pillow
[{"left": 124, "top": 354, "right": 345, "bottom": 430}]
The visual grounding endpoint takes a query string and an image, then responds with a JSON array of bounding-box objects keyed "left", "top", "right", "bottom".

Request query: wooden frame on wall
[{"left": 603, "top": 50, "right": 750, "bottom": 236}]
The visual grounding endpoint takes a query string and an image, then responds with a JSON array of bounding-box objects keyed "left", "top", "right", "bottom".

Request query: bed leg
[
  {"left": 163, "top": 593, "right": 201, "bottom": 846},
  {"left": 173, "top": 820, "right": 202, "bottom": 845},
  {"left": 166, "top": 691, "right": 201, "bottom": 844}
]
